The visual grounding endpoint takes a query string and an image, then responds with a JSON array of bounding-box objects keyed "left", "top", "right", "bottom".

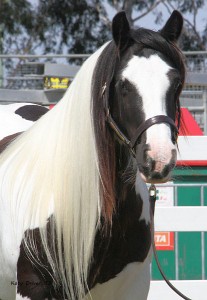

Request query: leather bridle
[{"left": 102, "top": 83, "right": 179, "bottom": 156}]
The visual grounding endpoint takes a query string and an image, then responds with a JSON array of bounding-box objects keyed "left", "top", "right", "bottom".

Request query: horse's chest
[
  {"left": 14, "top": 196, "right": 151, "bottom": 299},
  {"left": 88, "top": 193, "right": 151, "bottom": 289}
]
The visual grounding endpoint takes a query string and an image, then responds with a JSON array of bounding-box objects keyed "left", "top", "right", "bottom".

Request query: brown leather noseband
[{"left": 102, "top": 83, "right": 179, "bottom": 156}]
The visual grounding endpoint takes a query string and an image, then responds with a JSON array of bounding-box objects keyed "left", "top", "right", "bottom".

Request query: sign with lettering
[
  {"left": 155, "top": 232, "right": 174, "bottom": 250},
  {"left": 44, "top": 77, "right": 70, "bottom": 89},
  {"left": 155, "top": 182, "right": 174, "bottom": 250},
  {"left": 155, "top": 184, "right": 174, "bottom": 206}
]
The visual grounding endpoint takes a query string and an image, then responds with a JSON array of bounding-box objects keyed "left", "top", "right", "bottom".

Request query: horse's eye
[{"left": 120, "top": 79, "right": 130, "bottom": 96}]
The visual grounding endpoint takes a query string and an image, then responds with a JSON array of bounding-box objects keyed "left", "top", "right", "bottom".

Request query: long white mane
[{"left": 0, "top": 43, "right": 108, "bottom": 299}]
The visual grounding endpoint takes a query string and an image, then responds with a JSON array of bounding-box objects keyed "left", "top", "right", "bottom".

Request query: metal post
[
  {"left": 174, "top": 185, "right": 179, "bottom": 280},
  {"left": 203, "top": 90, "right": 207, "bottom": 135},
  {"left": 0, "top": 24, "right": 3, "bottom": 88},
  {"left": 201, "top": 185, "right": 205, "bottom": 279}
]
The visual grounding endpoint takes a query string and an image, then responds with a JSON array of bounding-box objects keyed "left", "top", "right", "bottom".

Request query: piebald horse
[{"left": 0, "top": 11, "right": 185, "bottom": 300}]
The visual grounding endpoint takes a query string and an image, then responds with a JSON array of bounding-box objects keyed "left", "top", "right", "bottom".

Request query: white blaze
[{"left": 122, "top": 54, "right": 176, "bottom": 173}]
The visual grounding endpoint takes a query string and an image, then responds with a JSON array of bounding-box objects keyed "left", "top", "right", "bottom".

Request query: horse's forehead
[
  {"left": 122, "top": 54, "right": 171, "bottom": 94},
  {"left": 121, "top": 54, "right": 172, "bottom": 117}
]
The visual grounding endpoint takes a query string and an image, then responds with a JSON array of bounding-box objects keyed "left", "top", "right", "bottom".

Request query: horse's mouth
[{"left": 140, "top": 171, "right": 171, "bottom": 184}]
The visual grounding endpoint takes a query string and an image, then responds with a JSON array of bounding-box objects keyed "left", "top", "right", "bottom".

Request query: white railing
[
  {"left": 184, "top": 51, "right": 207, "bottom": 72},
  {"left": 148, "top": 204, "right": 207, "bottom": 300},
  {"left": 148, "top": 280, "right": 207, "bottom": 300}
]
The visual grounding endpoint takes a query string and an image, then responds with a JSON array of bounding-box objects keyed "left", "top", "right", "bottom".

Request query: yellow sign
[{"left": 44, "top": 77, "right": 70, "bottom": 89}]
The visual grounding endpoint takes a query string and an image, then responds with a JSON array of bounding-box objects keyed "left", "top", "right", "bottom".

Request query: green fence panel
[{"left": 151, "top": 167, "right": 207, "bottom": 280}]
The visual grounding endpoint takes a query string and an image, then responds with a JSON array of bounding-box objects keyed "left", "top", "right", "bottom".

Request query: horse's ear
[
  {"left": 160, "top": 10, "right": 183, "bottom": 42},
  {"left": 112, "top": 11, "right": 131, "bottom": 51}
]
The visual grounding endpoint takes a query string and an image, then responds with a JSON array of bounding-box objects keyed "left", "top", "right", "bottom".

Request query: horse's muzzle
[{"left": 136, "top": 145, "right": 177, "bottom": 183}]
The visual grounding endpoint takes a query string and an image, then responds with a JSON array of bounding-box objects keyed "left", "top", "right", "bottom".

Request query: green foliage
[
  {"left": 32, "top": 0, "right": 207, "bottom": 54},
  {"left": 0, "top": 0, "right": 34, "bottom": 35},
  {"left": 36, "top": 0, "right": 110, "bottom": 57}
]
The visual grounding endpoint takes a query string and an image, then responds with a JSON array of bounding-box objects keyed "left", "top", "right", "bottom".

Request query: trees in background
[
  {"left": 0, "top": 0, "right": 206, "bottom": 56},
  {"left": 162, "top": 0, "right": 207, "bottom": 50},
  {"left": 33, "top": 0, "right": 207, "bottom": 55},
  {"left": 0, "top": 0, "right": 38, "bottom": 54}
]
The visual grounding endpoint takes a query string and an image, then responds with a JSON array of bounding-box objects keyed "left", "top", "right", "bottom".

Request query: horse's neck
[
  {"left": 88, "top": 146, "right": 151, "bottom": 289},
  {"left": 115, "top": 144, "right": 136, "bottom": 196},
  {"left": 114, "top": 145, "right": 136, "bottom": 219},
  {"left": 115, "top": 143, "right": 151, "bottom": 223}
]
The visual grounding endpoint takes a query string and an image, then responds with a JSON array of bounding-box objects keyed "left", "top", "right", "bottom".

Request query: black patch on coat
[
  {"left": 88, "top": 188, "right": 151, "bottom": 289},
  {"left": 15, "top": 105, "right": 49, "bottom": 121},
  {"left": 17, "top": 221, "right": 62, "bottom": 300}
]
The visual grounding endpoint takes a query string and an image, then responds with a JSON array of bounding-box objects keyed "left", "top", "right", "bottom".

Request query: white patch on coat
[
  {"left": 122, "top": 54, "right": 176, "bottom": 172},
  {"left": 16, "top": 294, "right": 31, "bottom": 300},
  {"left": 0, "top": 152, "right": 54, "bottom": 297},
  {"left": 0, "top": 103, "right": 42, "bottom": 284},
  {"left": 0, "top": 103, "right": 35, "bottom": 140},
  {"left": 86, "top": 252, "right": 151, "bottom": 300}
]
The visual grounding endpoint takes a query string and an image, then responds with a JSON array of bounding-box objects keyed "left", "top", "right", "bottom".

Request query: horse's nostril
[
  {"left": 135, "top": 143, "right": 151, "bottom": 165},
  {"left": 137, "top": 156, "right": 154, "bottom": 178},
  {"left": 162, "top": 165, "right": 171, "bottom": 178},
  {"left": 137, "top": 145, "right": 177, "bottom": 182},
  {"left": 171, "top": 149, "right": 177, "bottom": 163},
  {"left": 145, "top": 157, "right": 155, "bottom": 172}
]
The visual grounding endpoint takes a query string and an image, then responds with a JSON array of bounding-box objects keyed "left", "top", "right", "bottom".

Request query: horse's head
[{"left": 109, "top": 10, "right": 185, "bottom": 183}]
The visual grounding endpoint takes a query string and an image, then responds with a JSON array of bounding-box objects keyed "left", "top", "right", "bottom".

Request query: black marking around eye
[
  {"left": 119, "top": 79, "right": 132, "bottom": 96},
  {"left": 118, "top": 78, "right": 142, "bottom": 101},
  {"left": 165, "top": 69, "right": 181, "bottom": 122}
]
